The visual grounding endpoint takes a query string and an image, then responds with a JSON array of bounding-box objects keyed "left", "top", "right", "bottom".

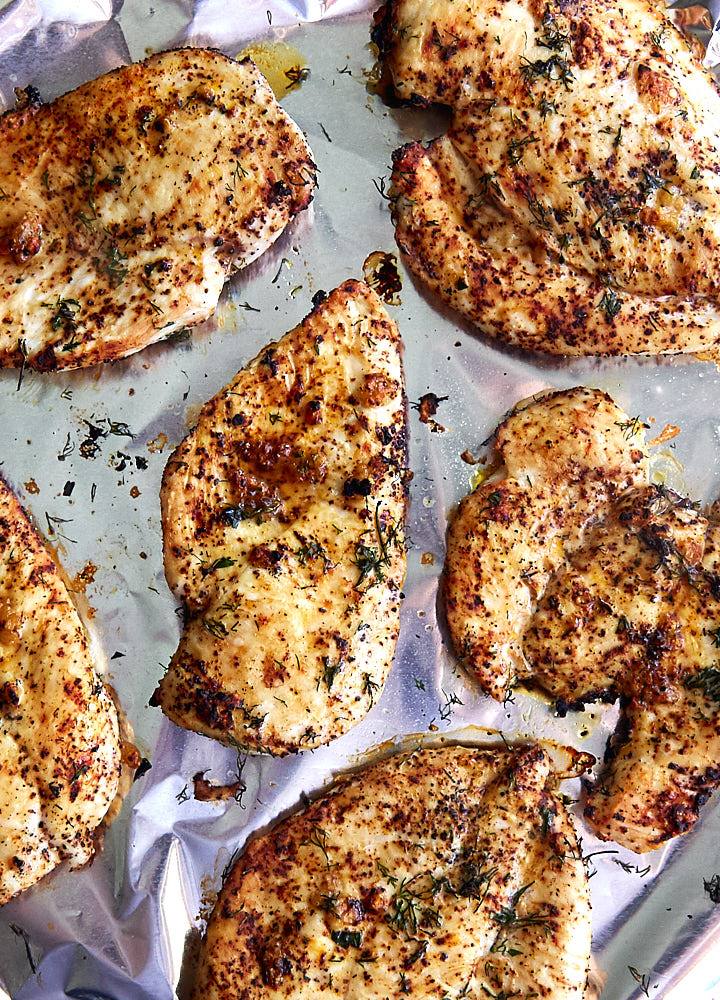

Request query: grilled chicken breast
[
  {"left": 154, "top": 281, "right": 408, "bottom": 755},
  {"left": 445, "top": 388, "right": 720, "bottom": 852},
  {"left": 192, "top": 743, "right": 591, "bottom": 999},
  {"left": 0, "top": 48, "right": 315, "bottom": 371},
  {"left": 0, "top": 477, "right": 120, "bottom": 906},
  {"left": 375, "top": 0, "right": 720, "bottom": 355}
]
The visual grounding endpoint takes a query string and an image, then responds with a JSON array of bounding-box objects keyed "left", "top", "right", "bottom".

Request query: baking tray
[{"left": 1, "top": 1, "right": 720, "bottom": 997}]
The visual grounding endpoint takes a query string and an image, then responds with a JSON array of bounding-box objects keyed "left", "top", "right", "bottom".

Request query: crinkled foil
[{"left": 1, "top": 2, "right": 720, "bottom": 998}]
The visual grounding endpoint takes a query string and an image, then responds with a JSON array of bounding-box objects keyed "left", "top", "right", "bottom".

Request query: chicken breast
[
  {"left": 445, "top": 388, "right": 720, "bottom": 852},
  {"left": 154, "top": 281, "right": 408, "bottom": 755},
  {"left": 0, "top": 477, "right": 120, "bottom": 906},
  {"left": 192, "top": 743, "right": 591, "bottom": 1000},
  {"left": 0, "top": 48, "right": 316, "bottom": 371},
  {"left": 375, "top": 0, "right": 720, "bottom": 355}
]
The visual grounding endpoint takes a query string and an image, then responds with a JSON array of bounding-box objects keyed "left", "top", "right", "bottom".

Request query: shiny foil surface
[{"left": 1, "top": 1, "right": 720, "bottom": 997}]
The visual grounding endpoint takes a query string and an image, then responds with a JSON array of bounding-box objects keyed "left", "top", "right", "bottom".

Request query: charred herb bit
[
  {"left": 703, "top": 873, "right": 720, "bottom": 903},
  {"left": 203, "top": 617, "right": 229, "bottom": 639},
  {"left": 685, "top": 667, "right": 720, "bottom": 704},
  {"left": 599, "top": 287, "right": 622, "bottom": 321},
  {"left": 16, "top": 338, "right": 28, "bottom": 391},
  {"left": 319, "top": 656, "right": 344, "bottom": 692},
  {"left": 42, "top": 296, "right": 81, "bottom": 332},
  {"left": 524, "top": 193, "right": 554, "bottom": 231},
  {"left": 537, "top": 9, "right": 569, "bottom": 51},
  {"left": 468, "top": 171, "right": 506, "bottom": 207},
  {"left": 706, "top": 626, "right": 720, "bottom": 648},
  {"left": 227, "top": 159, "right": 250, "bottom": 193},
  {"left": 284, "top": 65, "right": 311, "bottom": 91},
  {"left": 613, "top": 858, "right": 651, "bottom": 877},
  {"left": 628, "top": 966, "right": 652, "bottom": 998},
  {"left": 405, "top": 940, "right": 429, "bottom": 967},
  {"left": 538, "top": 97, "right": 558, "bottom": 118},
  {"left": 102, "top": 242, "right": 128, "bottom": 286},
  {"left": 78, "top": 160, "right": 98, "bottom": 217},
  {"left": 383, "top": 873, "right": 441, "bottom": 934},
  {"left": 507, "top": 133, "right": 538, "bottom": 166},
  {"left": 221, "top": 496, "right": 281, "bottom": 526},
  {"left": 457, "top": 861, "right": 498, "bottom": 902},
  {"left": 238, "top": 700, "right": 266, "bottom": 731},
  {"left": 294, "top": 533, "right": 333, "bottom": 571},
  {"left": 615, "top": 415, "right": 648, "bottom": 440},
  {"left": 520, "top": 55, "right": 574, "bottom": 89},
  {"left": 372, "top": 175, "right": 393, "bottom": 202},
  {"left": 259, "top": 348, "right": 279, "bottom": 375},
  {"left": 489, "top": 937, "right": 522, "bottom": 958},
  {"left": 492, "top": 883, "right": 552, "bottom": 932},
  {"left": 353, "top": 542, "right": 386, "bottom": 590},
  {"left": 320, "top": 892, "right": 340, "bottom": 916},
  {"left": 9, "top": 923, "right": 37, "bottom": 975},
  {"left": 639, "top": 168, "right": 671, "bottom": 198},
  {"left": 599, "top": 124, "right": 623, "bottom": 148},
  {"left": 362, "top": 672, "right": 380, "bottom": 705},
  {"left": 303, "top": 825, "right": 333, "bottom": 868},
  {"left": 200, "top": 556, "right": 236, "bottom": 577},
  {"left": 175, "top": 783, "right": 190, "bottom": 803},
  {"left": 331, "top": 929, "right": 363, "bottom": 949},
  {"left": 45, "top": 512, "right": 76, "bottom": 543},
  {"left": 648, "top": 25, "right": 667, "bottom": 49},
  {"left": 271, "top": 258, "right": 291, "bottom": 285},
  {"left": 691, "top": 165, "right": 701, "bottom": 180},
  {"left": 439, "top": 689, "right": 463, "bottom": 722}
]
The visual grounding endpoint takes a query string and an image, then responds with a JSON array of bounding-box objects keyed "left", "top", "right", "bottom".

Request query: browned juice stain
[{"left": 237, "top": 42, "right": 309, "bottom": 99}]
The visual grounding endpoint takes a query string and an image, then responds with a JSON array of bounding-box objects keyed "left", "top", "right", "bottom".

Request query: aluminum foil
[{"left": 1, "top": 2, "right": 720, "bottom": 998}]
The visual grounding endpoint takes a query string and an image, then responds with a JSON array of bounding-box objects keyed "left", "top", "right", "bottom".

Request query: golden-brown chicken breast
[
  {"left": 445, "top": 388, "right": 648, "bottom": 703},
  {"left": 0, "top": 477, "right": 120, "bottom": 906},
  {"left": 0, "top": 48, "right": 316, "bottom": 371},
  {"left": 445, "top": 388, "right": 720, "bottom": 852},
  {"left": 376, "top": 0, "right": 720, "bottom": 355},
  {"left": 192, "top": 743, "right": 591, "bottom": 1000},
  {"left": 154, "top": 281, "right": 408, "bottom": 755}
]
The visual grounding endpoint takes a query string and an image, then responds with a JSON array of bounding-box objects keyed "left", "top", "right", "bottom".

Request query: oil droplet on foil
[
  {"left": 469, "top": 466, "right": 490, "bottom": 491},
  {"left": 236, "top": 42, "right": 310, "bottom": 99}
]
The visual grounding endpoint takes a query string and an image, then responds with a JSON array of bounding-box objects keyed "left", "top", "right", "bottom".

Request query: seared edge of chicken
[
  {"left": 0, "top": 476, "right": 120, "bottom": 906},
  {"left": 376, "top": 0, "right": 720, "bottom": 355},
  {"left": 0, "top": 48, "right": 316, "bottom": 371},
  {"left": 154, "top": 280, "right": 408, "bottom": 755},
  {"left": 192, "top": 744, "right": 591, "bottom": 1000},
  {"left": 444, "top": 387, "right": 648, "bottom": 702}
]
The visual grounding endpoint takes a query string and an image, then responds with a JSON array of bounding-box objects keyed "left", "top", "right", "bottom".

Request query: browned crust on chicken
[
  {"left": 377, "top": 0, "right": 720, "bottom": 356},
  {"left": 444, "top": 388, "right": 720, "bottom": 852},
  {"left": 0, "top": 476, "right": 120, "bottom": 905},
  {"left": 0, "top": 48, "right": 316, "bottom": 370},
  {"left": 154, "top": 281, "right": 408, "bottom": 755},
  {"left": 192, "top": 744, "right": 591, "bottom": 999}
]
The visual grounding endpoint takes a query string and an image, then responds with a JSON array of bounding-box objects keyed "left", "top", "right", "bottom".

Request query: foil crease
[{"left": 0, "top": 2, "right": 720, "bottom": 998}]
